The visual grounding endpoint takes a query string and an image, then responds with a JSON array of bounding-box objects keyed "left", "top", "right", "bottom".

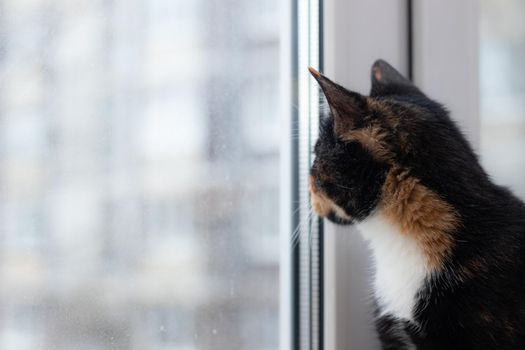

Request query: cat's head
[{"left": 309, "top": 59, "right": 477, "bottom": 227}]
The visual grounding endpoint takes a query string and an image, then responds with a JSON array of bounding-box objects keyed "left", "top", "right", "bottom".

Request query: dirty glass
[{"left": 0, "top": 0, "right": 281, "bottom": 349}]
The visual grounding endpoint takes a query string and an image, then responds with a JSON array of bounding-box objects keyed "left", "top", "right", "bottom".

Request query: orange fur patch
[
  {"left": 366, "top": 98, "right": 390, "bottom": 113},
  {"left": 309, "top": 176, "right": 351, "bottom": 220},
  {"left": 380, "top": 166, "right": 459, "bottom": 270},
  {"left": 343, "top": 125, "right": 393, "bottom": 162},
  {"left": 366, "top": 99, "right": 412, "bottom": 154},
  {"left": 340, "top": 99, "right": 410, "bottom": 161}
]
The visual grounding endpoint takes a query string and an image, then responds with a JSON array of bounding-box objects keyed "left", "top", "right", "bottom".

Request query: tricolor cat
[{"left": 309, "top": 60, "right": 525, "bottom": 350}]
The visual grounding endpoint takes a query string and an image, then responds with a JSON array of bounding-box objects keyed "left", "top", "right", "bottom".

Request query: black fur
[
  {"left": 311, "top": 117, "right": 387, "bottom": 222},
  {"left": 310, "top": 60, "right": 525, "bottom": 349}
]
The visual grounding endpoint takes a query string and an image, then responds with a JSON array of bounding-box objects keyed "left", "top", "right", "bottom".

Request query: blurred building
[
  {"left": 0, "top": 0, "right": 280, "bottom": 349},
  {"left": 480, "top": 0, "right": 525, "bottom": 199}
]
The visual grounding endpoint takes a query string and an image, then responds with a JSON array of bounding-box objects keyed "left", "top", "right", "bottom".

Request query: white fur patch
[{"left": 357, "top": 211, "right": 429, "bottom": 321}]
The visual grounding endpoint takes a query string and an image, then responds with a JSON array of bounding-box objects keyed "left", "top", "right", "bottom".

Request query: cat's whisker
[
  {"left": 289, "top": 222, "right": 303, "bottom": 248},
  {"left": 289, "top": 224, "right": 304, "bottom": 249},
  {"left": 290, "top": 210, "right": 317, "bottom": 249},
  {"left": 334, "top": 183, "right": 353, "bottom": 190},
  {"left": 289, "top": 211, "right": 310, "bottom": 246}
]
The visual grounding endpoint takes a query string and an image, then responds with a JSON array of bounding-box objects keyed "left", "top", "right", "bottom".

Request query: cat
[{"left": 308, "top": 60, "right": 525, "bottom": 350}]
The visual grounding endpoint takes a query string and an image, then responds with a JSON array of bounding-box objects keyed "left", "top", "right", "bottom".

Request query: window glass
[
  {"left": 0, "top": 0, "right": 281, "bottom": 349},
  {"left": 480, "top": 0, "right": 525, "bottom": 199}
]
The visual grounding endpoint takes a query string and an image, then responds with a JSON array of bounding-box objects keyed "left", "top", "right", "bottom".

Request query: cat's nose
[
  {"left": 308, "top": 175, "right": 316, "bottom": 193},
  {"left": 309, "top": 176, "right": 316, "bottom": 193}
]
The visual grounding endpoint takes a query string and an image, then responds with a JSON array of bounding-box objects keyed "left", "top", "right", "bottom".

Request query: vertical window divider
[{"left": 291, "top": 0, "right": 323, "bottom": 349}]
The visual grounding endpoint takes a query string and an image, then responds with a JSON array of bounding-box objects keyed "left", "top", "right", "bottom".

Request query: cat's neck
[{"left": 357, "top": 210, "right": 430, "bottom": 321}]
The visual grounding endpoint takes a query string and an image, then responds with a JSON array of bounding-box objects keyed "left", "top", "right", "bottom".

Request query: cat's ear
[
  {"left": 370, "top": 59, "right": 424, "bottom": 97},
  {"left": 308, "top": 67, "right": 367, "bottom": 136}
]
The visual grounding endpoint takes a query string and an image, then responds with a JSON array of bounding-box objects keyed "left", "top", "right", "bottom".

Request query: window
[
  {"left": 0, "top": 0, "right": 317, "bottom": 349},
  {"left": 480, "top": 0, "right": 525, "bottom": 199}
]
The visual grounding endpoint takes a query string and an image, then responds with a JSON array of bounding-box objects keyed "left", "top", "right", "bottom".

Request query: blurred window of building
[
  {"left": 480, "top": 0, "right": 525, "bottom": 199},
  {"left": 0, "top": 0, "right": 282, "bottom": 349}
]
